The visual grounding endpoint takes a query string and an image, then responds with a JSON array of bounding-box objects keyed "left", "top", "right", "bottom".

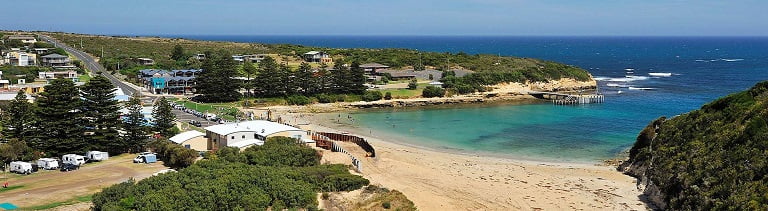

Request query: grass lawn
[
  {"left": 171, "top": 98, "right": 241, "bottom": 121},
  {"left": 0, "top": 185, "right": 25, "bottom": 193},
  {"left": 22, "top": 194, "right": 92, "bottom": 210},
  {"left": 78, "top": 74, "right": 92, "bottom": 83},
  {"left": 379, "top": 83, "right": 432, "bottom": 98}
]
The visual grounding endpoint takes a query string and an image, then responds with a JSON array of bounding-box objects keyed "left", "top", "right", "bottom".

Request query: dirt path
[{"left": 0, "top": 154, "right": 169, "bottom": 208}]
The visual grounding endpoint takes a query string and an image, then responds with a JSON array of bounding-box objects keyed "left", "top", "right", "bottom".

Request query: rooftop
[
  {"left": 204, "top": 120, "right": 304, "bottom": 136},
  {"left": 361, "top": 63, "right": 390, "bottom": 68},
  {"left": 169, "top": 130, "right": 205, "bottom": 144},
  {"left": 41, "top": 54, "right": 68, "bottom": 59}
]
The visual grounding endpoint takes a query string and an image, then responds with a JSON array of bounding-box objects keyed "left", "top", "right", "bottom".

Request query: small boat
[
  {"left": 617, "top": 90, "right": 623, "bottom": 94},
  {"left": 648, "top": 72, "right": 672, "bottom": 77}
]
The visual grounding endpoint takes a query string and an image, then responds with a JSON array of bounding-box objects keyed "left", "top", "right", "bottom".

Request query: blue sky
[{"left": 1, "top": 0, "right": 766, "bottom": 36}]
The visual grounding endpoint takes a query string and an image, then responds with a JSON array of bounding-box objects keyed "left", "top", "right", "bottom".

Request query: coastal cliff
[{"left": 619, "top": 81, "right": 768, "bottom": 210}]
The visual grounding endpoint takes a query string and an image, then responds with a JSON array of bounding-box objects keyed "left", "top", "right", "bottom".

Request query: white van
[
  {"left": 36, "top": 158, "right": 59, "bottom": 170},
  {"left": 85, "top": 151, "right": 109, "bottom": 161},
  {"left": 62, "top": 154, "right": 86, "bottom": 166},
  {"left": 10, "top": 161, "right": 33, "bottom": 174}
]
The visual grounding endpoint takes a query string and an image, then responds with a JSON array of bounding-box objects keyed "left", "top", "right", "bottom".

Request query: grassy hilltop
[{"left": 43, "top": 32, "right": 592, "bottom": 83}]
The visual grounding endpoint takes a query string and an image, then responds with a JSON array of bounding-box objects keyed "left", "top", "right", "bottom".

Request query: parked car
[
  {"left": 60, "top": 163, "right": 80, "bottom": 172},
  {"left": 189, "top": 120, "right": 202, "bottom": 127}
]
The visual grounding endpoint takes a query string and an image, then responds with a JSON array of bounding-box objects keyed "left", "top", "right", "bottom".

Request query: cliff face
[{"left": 620, "top": 81, "right": 768, "bottom": 210}]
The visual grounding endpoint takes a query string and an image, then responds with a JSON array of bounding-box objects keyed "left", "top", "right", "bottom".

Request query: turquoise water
[{"left": 165, "top": 35, "right": 768, "bottom": 161}]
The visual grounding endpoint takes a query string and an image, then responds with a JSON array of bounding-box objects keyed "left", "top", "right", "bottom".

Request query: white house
[
  {"left": 6, "top": 35, "right": 37, "bottom": 44},
  {"left": 302, "top": 51, "right": 332, "bottom": 63},
  {"left": 169, "top": 130, "right": 208, "bottom": 151},
  {"left": 204, "top": 120, "right": 306, "bottom": 150}
]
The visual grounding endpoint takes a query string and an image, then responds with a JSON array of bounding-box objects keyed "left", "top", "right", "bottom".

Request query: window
[
  {"left": 231, "top": 136, "right": 235, "bottom": 139},
  {"left": 184, "top": 144, "right": 191, "bottom": 149},
  {"left": 242, "top": 135, "right": 245, "bottom": 139}
]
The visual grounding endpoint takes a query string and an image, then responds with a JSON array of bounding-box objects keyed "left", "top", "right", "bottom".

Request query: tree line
[
  {"left": 193, "top": 51, "right": 366, "bottom": 103},
  {"left": 0, "top": 76, "right": 177, "bottom": 166}
]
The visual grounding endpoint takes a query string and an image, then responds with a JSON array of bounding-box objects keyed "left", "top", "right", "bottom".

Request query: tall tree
[
  {"left": 349, "top": 61, "right": 367, "bottom": 94},
  {"left": 254, "top": 56, "right": 280, "bottom": 97},
  {"left": 315, "top": 63, "right": 331, "bottom": 94},
  {"left": 1, "top": 91, "right": 36, "bottom": 142},
  {"left": 171, "top": 45, "right": 185, "bottom": 61},
  {"left": 194, "top": 51, "right": 242, "bottom": 102},
  {"left": 35, "top": 79, "right": 83, "bottom": 155},
  {"left": 295, "top": 62, "right": 314, "bottom": 95},
  {"left": 279, "top": 63, "right": 294, "bottom": 95},
  {"left": 331, "top": 62, "right": 350, "bottom": 94},
  {"left": 123, "top": 94, "right": 148, "bottom": 153},
  {"left": 242, "top": 60, "right": 257, "bottom": 98},
  {"left": 80, "top": 75, "right": 121, "bottom": 152},
  {"left": 152, "top": 97, "right": 176, "bottom": 138}
]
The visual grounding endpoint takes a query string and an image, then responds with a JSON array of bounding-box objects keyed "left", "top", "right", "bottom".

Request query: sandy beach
[{"left": 270, "top": 110, "right": 648, "bottom": 211}]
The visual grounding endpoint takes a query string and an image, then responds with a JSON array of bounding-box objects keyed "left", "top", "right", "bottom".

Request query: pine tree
[
  {"left": 255, "top": 56, "right": 280, "bottom": 97},
  {"left": 123, "top": 94, "right": 148, "bottom": 153},
  {"left": 0, "top": 91, "right": 36, "bottom": 142},
  {"left": 80, "top": 75, "right": 121, "bottom": 152},
  {"left": 331, "top": 62, "right": 349, "bottom": 94},
  {"left": 194, "top": 51, "right": 242, "bottom": 102},
  {"left": 152, "top": 97, "right": 176, "bottom": 138},
  {"left": 242, "top": 60, "right": 257, "bottom": 98},
  {"left": 35, "top": 78, "right": 84, "bottom": 155},
  {"left": 349, "top": 61, "right": 367, "bottom": 94},
  {"left": 279, "top": 63, "right": 294, "bottom": 95},
  {"left": 315, "top": 63, "right": 331, "bottom": 94},
  {"left": 171, "top": 45, "right": 185, "bottom": 61},
  {"left": 296, "top": 62, "right": 314, "bottom": 95}
]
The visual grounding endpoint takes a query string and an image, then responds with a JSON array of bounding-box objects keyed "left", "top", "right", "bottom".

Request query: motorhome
[
  {"left": 86, "top": 151, "right": 109, "bottom": 161},
  {"left": 36, "top": 158, "right": 59, "bottom": 170},
  {"left": 10, "top": 161, "right": 34, "bottom": 174},
  {"left": 62, "top": 154, "right": 86, "bottom": 166}
]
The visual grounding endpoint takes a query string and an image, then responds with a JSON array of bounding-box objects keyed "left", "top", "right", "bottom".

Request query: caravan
[
  {"left": 10, "top": 161, "right": 34, "bottom": 174},
  {"left": 36, "top": 158, "right": 59, "bottom": 170},
  {"left": 133, "top": 153, "right": 157, "bottom": 164},
  {"left": 62, "top": 154, "right": 86, "bottom": 166},
  {"left": 85, "top": 151, "right": 109, "bottom": 162}
]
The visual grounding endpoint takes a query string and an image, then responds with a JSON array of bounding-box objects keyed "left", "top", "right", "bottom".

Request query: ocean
[{"left": 169, "top": 35, "right": 768, "bottom": 162}]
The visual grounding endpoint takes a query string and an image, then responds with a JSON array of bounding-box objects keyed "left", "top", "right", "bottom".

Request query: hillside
[
  {"left": 42, "top": 32, "right": 592, "bottom": 83},
  {"left": 620, "top": 81, "right": 768, "bottom": 210}
]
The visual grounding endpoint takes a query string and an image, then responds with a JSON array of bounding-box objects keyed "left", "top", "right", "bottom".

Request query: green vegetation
[
  {"left": 80, "top": 76, "right": 121, "bottom": 152},
  {"left": 622, "top": 81, "right": 768, "bottom": 210},
  {"left": 286, "top": 95, "right": 311, "bottom": 105},
  {"left": 362, "top": 90, "right": 383, "bottom": 102},
  {"left": 194, "top": 51, "right": 242, "bottom": 102},
  {"left": 0, "top": 185, "right": 25, "bottom": 193},
  {"left": 122, "top": 94, "right": 149, "bottom": 153},
  {"left": 93, "top": 137, "right": 370, "bottom": 210},
  {"left": 422, "top": 86, "right": 446, "bottom": 98},
  {"left": 0, "top": 66, "right": 49, "bottom": 84},
  {"left": 146, "top": 139, "right": 198, "bottom": 168},
  {"left": 152, "top": 97, "right": 177, "bottom": 137}
]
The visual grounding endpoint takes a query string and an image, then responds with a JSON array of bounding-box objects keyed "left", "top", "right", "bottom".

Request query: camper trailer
[
  {"left": 86, "top": 151, "right": 109, "bottom": 161},
  {"left": 133, "top": 153, "right": 157, "bottom": 164},
  {"left": 10, "top": 161, "right": 34, "bottom": 174},
  {"left": 62, "top": 154, "right": 86, "bottom": 166},
  {"left": 36, "top": 158, "right": 59, "bottom": 170}
]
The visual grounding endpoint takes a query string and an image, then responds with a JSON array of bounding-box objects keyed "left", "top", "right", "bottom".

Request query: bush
[
  {"left": 316, "top": 94, "right": 337, "bottom": 103},
  {"left": 286, "top": 95, "right": 311, "bottom": 105},
  {"left": 407, "top": 79, "right": 418, "bottom": 90},
  {"left": 362, "top": 90, "right": 383, "bottom": 102},
  {"left": 382, "top": 201, "right": 392, "bottom": 209},
  {"left": 321, "top": 192, "right": 330, "bottom": 200},
  {"left": 384, "top": 92, "right": 392, "bottom": 100},
  {"left": 146, "top": 139, "right": 198, "bottom": 168},
  {"left": 455, "top": 83, "right": 475, "bottom": 94},
  {"left": 422, "top": 86, "right": 446, "bottom": 98}
]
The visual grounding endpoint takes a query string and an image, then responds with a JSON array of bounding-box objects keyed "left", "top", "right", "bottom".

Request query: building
[
  {"left": 4, "top": 52, "right": 37, "bottom": 66},
  {"left": 360, "top": 63, "right": 390, "bottom": 75},
  {"left": 6, "top": 35, "right": 37, "bottom": 44},
  {"left": 138, "top": 69, "right": 200, "bottom": 94},
  {"left": 137, "top": 58, "right": 155, "bottom": 66},
  {"left": 33, "top": 48, "right": 50, "bottom": 54},
  {"left": 169, "top": 130, "right": 208, "bottom": 151},
  {"left": 193, "top": 53, "right": 206, "bottom": 60},
  {"left": 232, "top": 55, "right": 244, "bottom": 63},
  {"left": 38, "top": 71, "right": 79, "bottom": 83},
  {"left": 204, "top": 120, "right": 307, "bottom": 150},
  {"left": 0, "top": 93, "right": 34, "bottom": 103},
  {"left": 303, "top": 51, "right": 332, "bottom": 63},
  {"left": 40, "top": 54, "right": 71, "bottom": 67}
]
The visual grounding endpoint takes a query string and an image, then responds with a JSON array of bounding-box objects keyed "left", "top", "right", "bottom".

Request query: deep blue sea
[{"left": 169, "top": 35, "right": 768, "bottom": 162}]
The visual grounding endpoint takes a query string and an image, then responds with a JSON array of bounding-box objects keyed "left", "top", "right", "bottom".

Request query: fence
[
  {"left": 315, "top": 132, "right": 376, "bottom": 157},
  {"left": 311, "top": 132, "right": 363, "bottom": 173}
]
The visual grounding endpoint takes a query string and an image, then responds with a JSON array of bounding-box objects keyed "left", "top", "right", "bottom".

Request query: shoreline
[{"left": 276, "top": 111, "right": 647, "bottom": 210}]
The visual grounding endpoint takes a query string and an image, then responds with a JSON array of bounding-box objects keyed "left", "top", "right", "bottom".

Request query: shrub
[
  {"left": 422, "top": 86, "right": 446, "bottom": 98},
  {"left": 407, "top": 79, "right": 418, "bottom": 90},
  {"left": 382, "top": 201, "right": 391, "bottom": 209},
  {"left": 321, "top": 192, "right": 330, "bottom": 200},
  {"left": 384, "top": 92, "right": 392, "bottom": 100},
  {"left": 455, "top": 83, "right": 475, "bottom": 94},
  {"left": 286, "top": 95, "right": 311, "bottom": 105},
  {"left": 146, "top": 139, "right": 198, "bottom": 168},
  {"left": 362, "top": 90, "right": 383, "bottom": 102}
]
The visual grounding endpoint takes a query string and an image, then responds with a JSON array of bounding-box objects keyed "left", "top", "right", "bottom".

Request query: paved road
[
  {"left": 37, "top": 34, "right": 138, "bottom": 96},
  {"left": 173, "top": 109, "right": 219, "bottom": 128}
]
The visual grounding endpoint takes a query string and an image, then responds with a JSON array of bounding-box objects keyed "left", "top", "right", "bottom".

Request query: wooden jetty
[{"left": 527, "top": 91, "right": 604, "bottom": 105}]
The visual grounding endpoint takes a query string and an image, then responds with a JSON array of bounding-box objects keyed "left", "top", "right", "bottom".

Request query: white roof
[
  {"left": 0, "top": 80, "right": 10, "bottom": 84},
  {"left": 0, "top": 93, "right": 33, "bottom": 101},
  {"left": 429, "top": 81, "right": 444, "bottom": 85},
  {"left": 228, "top": 139, "right": 265, "bottom": 148},
  {"left": 304, "top": 51, "right": 321, "bottom": 55},
  {"left": 204, "top": 120, "right": 304, "bottom": 136},
  {"left": 169, "top": 130, "right": 205, "bottom": 144}
]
